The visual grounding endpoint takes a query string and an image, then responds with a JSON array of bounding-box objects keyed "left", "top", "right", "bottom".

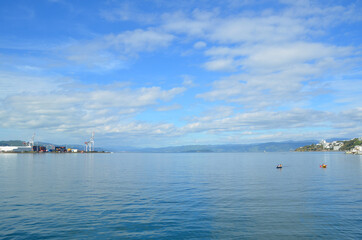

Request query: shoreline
[{"left": 0, "top": 151, "right": 110, "bottom": 154}]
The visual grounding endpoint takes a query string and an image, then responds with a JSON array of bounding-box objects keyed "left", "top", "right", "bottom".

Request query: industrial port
[{"left": 0, "top": 132, "right": 105, "bottom": 153}]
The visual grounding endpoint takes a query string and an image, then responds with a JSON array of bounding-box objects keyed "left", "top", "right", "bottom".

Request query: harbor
[{"left": 0, "top": 132, "right": 107, "bottom": 153}]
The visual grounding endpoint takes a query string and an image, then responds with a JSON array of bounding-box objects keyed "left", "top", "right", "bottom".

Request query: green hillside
[
  {"left": 296, "top": 138, "right": 361, "bottom": 152},
  {"left": 0, "top": 140, "right": 26, "bottom": 146},
  {"left": 340, "top": 138, "right": 362, "bottom": 151}
]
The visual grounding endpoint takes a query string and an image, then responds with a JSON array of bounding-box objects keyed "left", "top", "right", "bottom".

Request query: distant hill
[
  {"left": 1, "top": 139, "right": 320, "bottom": 153},
  {"left": 124, "top": 140, "right": 318, "bottom": 153},
  {"left": 0, "top": 140, "right": 26, "bottom": 146},
  {"left": 325, "top": 138, "right": 350, "bottom": 142}
]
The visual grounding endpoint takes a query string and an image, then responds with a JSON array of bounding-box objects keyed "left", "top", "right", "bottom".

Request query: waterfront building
[
  {"left": 0, "top": 146, "right": 32, "bottom": 152},
  {"left": 318, "top": 139, "right": 343, "bottom": 150}
]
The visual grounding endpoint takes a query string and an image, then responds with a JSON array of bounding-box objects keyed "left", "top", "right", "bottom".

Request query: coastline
[{"left": 0, "top": 151, "right": 110, "bottom": 154}]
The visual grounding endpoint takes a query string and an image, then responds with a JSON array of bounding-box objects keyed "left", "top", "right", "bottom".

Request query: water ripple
[{"left": 0, "top": 152, "right": 361, "bottom": 239}]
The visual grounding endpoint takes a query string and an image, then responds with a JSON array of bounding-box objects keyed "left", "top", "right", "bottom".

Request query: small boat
[
  {"left": 320, "top": 164, "right": 327, "bottom": 168},
  {"left": 276, "top": 164, "right": 283, "bottom": 168}
]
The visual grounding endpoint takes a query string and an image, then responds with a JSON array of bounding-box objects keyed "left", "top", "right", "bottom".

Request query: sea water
[{"left": 0, "top": 152, "right": 361, "bottom": 239}]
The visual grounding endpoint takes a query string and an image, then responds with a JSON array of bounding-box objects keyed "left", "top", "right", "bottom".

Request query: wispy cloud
[
  {"left": 62, "top": 28, "right": 174, "bottom": 71},
  {"left": 100, "top": 2, "right": 159, "bottom": 24},
  {"left": 179, "top": 107, "right": 362, "bottom": 143},
  {"left": 105, "top": 28, "right": 174, "bottom": 53}
]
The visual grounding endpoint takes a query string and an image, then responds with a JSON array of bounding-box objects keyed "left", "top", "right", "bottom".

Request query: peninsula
[{"left": 295, "top": 138, "right": 362, "bottom": 154}]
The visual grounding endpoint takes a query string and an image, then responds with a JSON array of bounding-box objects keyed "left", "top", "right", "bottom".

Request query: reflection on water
[{"left": 0, "top": 152, "right": 361, "bottom": 239}]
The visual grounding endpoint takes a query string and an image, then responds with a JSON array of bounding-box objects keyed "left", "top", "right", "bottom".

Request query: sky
[{"left": 0, "top": 0, "right": 361, "bottom": 148}]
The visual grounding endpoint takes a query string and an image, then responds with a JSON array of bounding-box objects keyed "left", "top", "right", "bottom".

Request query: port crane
[{"left": 84, "top": 132, "right": 95, "bottom": 152}]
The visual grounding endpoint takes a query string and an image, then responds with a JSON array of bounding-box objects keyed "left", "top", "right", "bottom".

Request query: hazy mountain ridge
[
  {"left": 0, "top": 140, "right": 26, "bottom": 146},
  {"left": 123, "top": 140, "right": 318, "bottom": 153},
  {"left": 2, "top": 140, "right": 333, "bottom": 153}
]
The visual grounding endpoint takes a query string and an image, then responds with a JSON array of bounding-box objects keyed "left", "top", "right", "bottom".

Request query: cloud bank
[{"left": 0, "top": 0, "right": 361, "bottom": 147}]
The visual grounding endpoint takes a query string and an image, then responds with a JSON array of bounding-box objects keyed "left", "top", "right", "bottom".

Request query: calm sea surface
[{"left": 0, "top": 152, "right": 361, "bottom": 239}]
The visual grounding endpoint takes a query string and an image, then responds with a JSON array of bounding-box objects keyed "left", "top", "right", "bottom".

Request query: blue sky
[{"left": 0, "top": 0, "right": 361, "bottom": 148}]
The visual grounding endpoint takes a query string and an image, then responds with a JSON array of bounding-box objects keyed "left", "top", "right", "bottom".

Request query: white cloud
[
  {"left": 64, "top": 40, "right": 125, "bottom": 71},
  {"left": 204, "top": 58, "right": 236, "bottom": 71},
  {"left": 156, "top": 104, "right": 182, "bottom": 112},
  {"left": 105, "top": 28, "right": 174, "bottom": 53},
  {"left": 162, "top": 10, "right": 215, "bottom": 37},
  {"left": 182, "top": 108, "right": 331, "bottom": 134},
  {"left": 160, "top": 2, "right": 360, "bottom": 75},
  {"left": 177, "top": 107, "right": 362, "bottom": 143},
  {"left": 0, "top": 74, "right": 185, "bottom": 136},
  {"left": 162, "top": 9, "right": 307, "bottom": 44},
  {"left": 336, "top": 108, "right": 362, "bottom": 127},
  {"left": 63, "top": 28, "right": 174, "bottom": 70},
  {"left": 209, "top": 16, "right": 305, "bottom": 44},
  {"left": 1, "top": 1, "right": 361, "bottom": 146},
  {"left": 181, "top": 75, "right": 195, "bottom": 87},
  {"left": 43, "top": 2, "right": 362, "bottom": 75},
  {"left": 242, "top": 43, "right": 352, "bottom": 72},
  {"left": 100, "top": 2, "right": 158, "bottom": 24},
  {"left": 198, "top": 40, "right": 355, "bottom": 108},
  {"left": 0, "top": 72, "right": 65, "bottom": 99},
  {"left": 196, "top": 72, "right": 310, "bottom": 108},
  {"left": 87, "top": 86, "right": 185, "bottom": 109},
  {"left": 193, "top": 41, "right": 206, "bottom": 49}
]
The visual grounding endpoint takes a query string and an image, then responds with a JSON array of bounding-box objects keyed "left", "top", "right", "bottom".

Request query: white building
[
  {"left": 318, "top": 139, "right": 343, "bottom": 150},
  {"left": 319, "top": 139, "right": 332, "bottom": 149},
  {"left": 332, "top": 141, "right": 343, "bottom": 151},
  {"left": 0, "top": 146, "right": 32, "bottom": 152},
  {"left": 353, "top": 146, "right": 362, "bottom": 154},
  {"left": 333, "top": 145, "right": 341, "bottom": 151},
  {"left": 318, "top": 139, "right": 327, "bottom": 147},
  {"left": 347, "top": 145, "right": 362, "bottom": 154}
]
